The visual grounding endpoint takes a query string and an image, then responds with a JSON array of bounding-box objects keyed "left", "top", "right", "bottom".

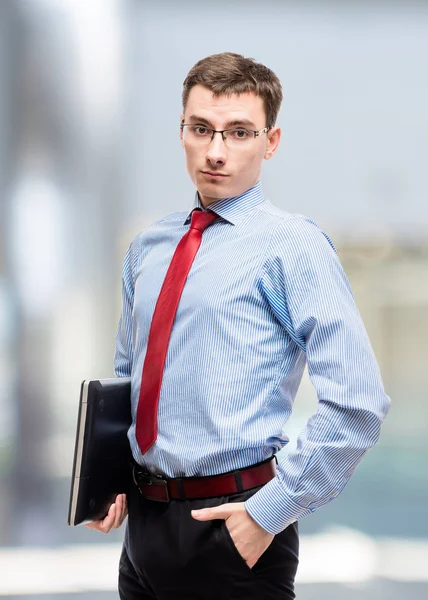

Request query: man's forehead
[{"left": 185, "top": 84, "right": 265, "bottom": 124}]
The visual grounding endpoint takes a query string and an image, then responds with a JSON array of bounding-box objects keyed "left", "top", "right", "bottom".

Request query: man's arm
[
  {"left": 114, "top": 240, "right": 138, "bottom": 377},
  {"left": 244, "top": 217, "right": 391, "bottom": 535},
  {"left": 87, "top": 238, "right": 139, "bottom": 533}
]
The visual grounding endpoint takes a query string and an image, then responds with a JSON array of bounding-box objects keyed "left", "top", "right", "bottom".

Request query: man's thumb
[{"left": 191, "top": 506, "right": 226, "bottom": 521}]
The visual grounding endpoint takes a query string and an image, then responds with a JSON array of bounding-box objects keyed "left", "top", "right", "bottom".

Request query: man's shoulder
[
  {"left": 258, "top": 199, "right": 320, "bottom": 233},
  {"left": 124, "top": 211, "right": 189, "bottom": 261},
  {"left": 258, "top": 200, "right": 337, "bottom": 255},
  {"left": 128, "top": 210, "right": 188, "bottom": 245},
  {"left": 148, "top": 210, "right": 189, "bottom": 229}
]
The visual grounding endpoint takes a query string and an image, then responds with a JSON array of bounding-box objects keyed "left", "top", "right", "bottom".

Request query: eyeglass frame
[{"left": 180, "top": 119, "right": 273, "bottom": 143}]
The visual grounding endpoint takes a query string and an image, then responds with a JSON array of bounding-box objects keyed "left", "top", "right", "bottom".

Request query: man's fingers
[
  {"left": 113, "top": 496, "right": 124, "bottom": 528},
  {"left": 85, "top": 515, "right": 113, "bottom": 533},
  {"left": 85, "top": 496, "right": 128, "bottom": 533},
  {"left": 191, "top": 505, "right": 230, "bottom": 521},
  {"left": 120, "top": 495, "right": 128, "bottom": 522},
  {"left": 100, "top": 503, "right": 116, "bottom": 532},
  {"left": 109, "top": 494, "right": 127, "bottom": 528},
  {"left": 113, "top": 496, "right": 121, "bottom": 526}
]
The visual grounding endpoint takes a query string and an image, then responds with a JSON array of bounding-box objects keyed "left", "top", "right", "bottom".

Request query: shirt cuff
[{"left": 244, "top": 475, "right": 313, "bottom": 535}]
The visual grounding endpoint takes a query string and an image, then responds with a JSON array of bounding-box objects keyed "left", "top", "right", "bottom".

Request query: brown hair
[{"left": 182, "top": 52, "right": 283, "bottom": 128}]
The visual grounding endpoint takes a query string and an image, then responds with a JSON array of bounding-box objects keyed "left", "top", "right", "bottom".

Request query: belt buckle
[
  {"left": 133, "top": 467, "right": 170, "bottom": 502},
  {"left": 146, "top": 476, "right": 170, "bottom": 502}
]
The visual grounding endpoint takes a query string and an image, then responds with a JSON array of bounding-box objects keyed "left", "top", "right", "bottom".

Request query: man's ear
[
  {"left": 180, "top": 114, "right": 185, "bottom": 148},
  {"left": 264, "top": 126, "right": 281, "bottom": 160}
]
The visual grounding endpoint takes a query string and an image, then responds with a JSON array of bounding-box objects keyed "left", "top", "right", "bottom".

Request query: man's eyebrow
[
  {"left": 225, "top": 119, "right": 256, "bottom": 128},
  {"left": 187, "top": 115, "right": 257, "bottom": 128},
  {"left": 187, "top": 115, "right": 213, "bottom": 126}
]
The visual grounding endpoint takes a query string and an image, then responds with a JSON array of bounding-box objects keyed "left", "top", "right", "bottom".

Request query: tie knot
[{"left": 190, "top": 209, "right": 218, "bottom": 232}]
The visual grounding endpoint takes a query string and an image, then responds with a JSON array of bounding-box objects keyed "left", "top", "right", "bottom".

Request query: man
[{"left": 87, "top": 53, "right": 390, "bottom": 599}]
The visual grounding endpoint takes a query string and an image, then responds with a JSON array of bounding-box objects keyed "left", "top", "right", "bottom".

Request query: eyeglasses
[{"left": 181, "top": 120, "right": 272, "bottom": 147}]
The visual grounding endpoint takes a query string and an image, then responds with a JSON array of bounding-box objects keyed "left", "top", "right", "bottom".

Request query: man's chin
[{"left": 198, "top": 181, "right": 230, "bottom": 200}]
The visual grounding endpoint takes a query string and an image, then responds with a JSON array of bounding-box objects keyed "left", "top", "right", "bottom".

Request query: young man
[{"left": 87, "top": 53, "right": 390, "bottom": 599}]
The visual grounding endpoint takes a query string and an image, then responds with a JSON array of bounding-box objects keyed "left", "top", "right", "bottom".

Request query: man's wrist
[{"left": 244, "top": 475, "right": 311, "bottom": 535}]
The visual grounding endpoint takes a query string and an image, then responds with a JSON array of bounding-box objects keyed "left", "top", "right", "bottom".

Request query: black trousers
[{"left": 119, "top": 477, "right": 299, "bottom": 600}]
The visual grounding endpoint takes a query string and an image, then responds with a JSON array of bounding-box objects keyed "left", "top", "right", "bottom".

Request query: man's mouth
[{"left": 201, "top": 171, "right": 228, "bottom": 179}]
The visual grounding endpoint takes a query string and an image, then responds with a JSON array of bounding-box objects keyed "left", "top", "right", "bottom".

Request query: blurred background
[{"left": 0, "top": 0, "right": 427, "bottom": 598}]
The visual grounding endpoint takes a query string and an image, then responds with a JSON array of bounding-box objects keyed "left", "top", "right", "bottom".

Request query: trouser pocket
[{"left": 220, "top": 519, "right": 256, "bottom": 576}]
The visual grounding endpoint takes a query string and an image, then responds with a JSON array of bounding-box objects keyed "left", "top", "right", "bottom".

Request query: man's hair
[{"left": 182, "top": 52, "right": 283, "bottom": 128}]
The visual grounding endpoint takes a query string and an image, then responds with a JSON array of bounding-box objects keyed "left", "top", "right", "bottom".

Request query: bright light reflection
[
  {"left": 0, "top": 531, "right": 427, "bottom": 594},
  {"left": 10, "top": 173, "right": 67, "bottom": 317}
]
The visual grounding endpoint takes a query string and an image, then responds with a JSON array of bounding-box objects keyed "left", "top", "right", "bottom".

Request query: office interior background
[{"left": 0, "top": 0, "right": 427, "bottom": 598}]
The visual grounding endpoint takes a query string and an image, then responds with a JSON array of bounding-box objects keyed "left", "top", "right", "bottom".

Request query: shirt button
[{"left": 149, "top": 466, "right": 156, "bottom": 473}]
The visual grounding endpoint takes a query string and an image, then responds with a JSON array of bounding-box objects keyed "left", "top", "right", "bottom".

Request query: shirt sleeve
[
  {"left": 244, "top": 217, "right": 391, "bottom": 535},
  {"left": 114, "top": 236, "right": 140, "bottom": 377}
]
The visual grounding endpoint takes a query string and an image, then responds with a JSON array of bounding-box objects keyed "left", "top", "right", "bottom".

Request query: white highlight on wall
[{"left": 0, "top": 529, "right": 427, "bottom": 595}]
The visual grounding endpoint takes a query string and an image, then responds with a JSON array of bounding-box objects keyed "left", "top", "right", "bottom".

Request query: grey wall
[{"left": 123, "top": 0, "right": 428, "bottom": 241}]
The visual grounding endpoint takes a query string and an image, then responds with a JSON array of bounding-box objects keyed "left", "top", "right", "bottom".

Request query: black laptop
[{"left": 68, "top": 377, "right": 132, "bottom": 526}]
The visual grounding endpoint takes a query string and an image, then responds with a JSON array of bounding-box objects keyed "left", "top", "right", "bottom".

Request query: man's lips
[{"left": 201, "top": 171, "right": 228, "bottom": 178}]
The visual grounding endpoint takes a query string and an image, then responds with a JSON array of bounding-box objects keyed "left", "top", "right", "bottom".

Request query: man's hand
[
  {"left": 191, "top": 502, "right": 274, "bottom": 568},
  {"left": 85, "top": 493, "right": 128, "bottom": 534}
]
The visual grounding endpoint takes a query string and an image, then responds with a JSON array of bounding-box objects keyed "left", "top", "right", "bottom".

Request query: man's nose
[{"left": 205, "top": 132, "right": 227, "bottom": 165}]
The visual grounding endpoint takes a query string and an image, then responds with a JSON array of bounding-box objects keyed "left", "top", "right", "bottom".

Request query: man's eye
[
  {"left": 233, "top": 129, "right": 250, "bottom": 139},
  {"left": 193, "top": 126, "right": 209, "bottom": 135}
]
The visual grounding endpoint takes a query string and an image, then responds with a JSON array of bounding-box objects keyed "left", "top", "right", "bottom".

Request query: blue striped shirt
[{"left": 115, "top": 181, "right": 390, "bottom": 535}]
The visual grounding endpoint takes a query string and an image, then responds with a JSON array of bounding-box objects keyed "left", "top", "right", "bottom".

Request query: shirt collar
[{"left": 183, "top": 181, "right": 265, "bottom": 226}]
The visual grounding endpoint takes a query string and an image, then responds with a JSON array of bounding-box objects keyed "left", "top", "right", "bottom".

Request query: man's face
[{"left": 180, "top": 84, "right": 280, "bottom": 207}]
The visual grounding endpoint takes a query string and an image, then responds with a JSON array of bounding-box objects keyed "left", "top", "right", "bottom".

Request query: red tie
[{"left": 136, "top": 208, "right": 218, "bottom": 454}]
